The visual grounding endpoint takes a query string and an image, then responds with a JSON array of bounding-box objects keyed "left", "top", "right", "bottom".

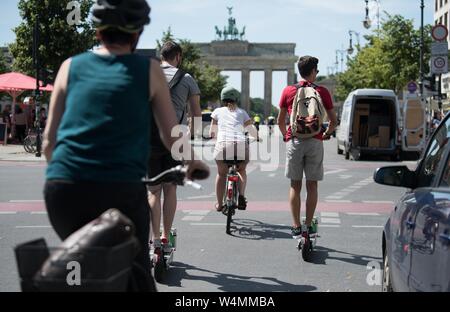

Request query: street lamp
[
  {"left": 335, "top": 49, "right": 346, "bottom": 73},
  {"left": 419, "top": 0, "right": 424, "bottom": 97},
  {"left": 363, "top": 0, "right": 380, "bottom": 32},
  {"left": 348, "top": 30, "right": 361, "bottom": 55}
]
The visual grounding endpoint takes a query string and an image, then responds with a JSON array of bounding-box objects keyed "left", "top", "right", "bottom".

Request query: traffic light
[{"left": 424, "top": 75, "right": 437, "bottom": 92}]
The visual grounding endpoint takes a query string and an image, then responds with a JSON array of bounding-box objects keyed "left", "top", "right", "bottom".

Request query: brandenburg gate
[{"left": 194, "top": 7, "right": 297, "bottom": 117}]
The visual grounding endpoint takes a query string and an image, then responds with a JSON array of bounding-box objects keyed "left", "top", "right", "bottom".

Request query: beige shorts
[
  {"left": 285, "top": 138, "right": 324, "bottom": 181},
  {"left": 214, "top": 141, "right": 249, "bottom": 163}
]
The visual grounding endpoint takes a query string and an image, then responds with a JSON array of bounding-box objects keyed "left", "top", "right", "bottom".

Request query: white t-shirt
[{"left": 211, "top": 107, "right": 251, "bottom": 143}]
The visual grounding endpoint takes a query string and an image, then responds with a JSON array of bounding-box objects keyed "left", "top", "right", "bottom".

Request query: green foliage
[
  {"left": 9, "top": 0, "right": 96, "bottom": 82},
  {"left": 336, "top": 14, "right": 432, "bottom": 101},
  {"left": 0, "top": 52, "right": 9, "bottom": 74},
  {"left": 157, "top": 28, "right": 227, "bottom": 108},
  {"left": 250, "top": 98, "right": 279, "bottom": 117}
]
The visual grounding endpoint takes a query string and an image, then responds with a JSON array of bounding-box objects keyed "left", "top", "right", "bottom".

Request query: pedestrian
[
  {"left": 42, "top": 0, "right": 209, "bottom": 291},
  {"left": 147, "top": 40, "right": 202, "bottom": 257},
  {"left": 277, "top": 56, "right": 338, "bottom": 238},
  {"left": 14, "top": 105, "right": 27, "bottom": 143}
]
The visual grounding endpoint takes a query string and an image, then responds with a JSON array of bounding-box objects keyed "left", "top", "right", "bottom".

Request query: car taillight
[{"left": 228, "top": 176, "right": 239, "bottom": 182}]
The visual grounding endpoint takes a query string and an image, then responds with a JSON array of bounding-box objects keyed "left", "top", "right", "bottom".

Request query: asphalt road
[{"left": 0, "top": 127, "right": 416, "bottom": 292}]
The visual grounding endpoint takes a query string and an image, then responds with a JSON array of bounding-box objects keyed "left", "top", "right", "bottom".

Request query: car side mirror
[{"left": 374, "top": 166, "right": 416, "bottom": 189}]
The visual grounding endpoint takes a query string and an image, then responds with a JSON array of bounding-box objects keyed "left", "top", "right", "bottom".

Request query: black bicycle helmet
[
  {"left": 92, "top": 0, "right": 151, "bottom": 33},
  {"left": 220, "top": 87, "right": 241, "bottom": 104}
]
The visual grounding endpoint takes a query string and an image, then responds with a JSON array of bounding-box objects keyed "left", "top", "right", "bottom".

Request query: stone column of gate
[
  {"left": 287, "top": 68, "right": 296, "bottom": 86},
  {"left": 264, "top": 69, "right": 273, "bottom": 118},
  {"left": 241, "top": 69, "right": 251, "bottom": 112}
]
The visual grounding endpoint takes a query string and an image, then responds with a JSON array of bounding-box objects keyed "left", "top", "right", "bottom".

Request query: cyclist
[
  {"left": 253, "top": 114, "right": 261, "bottom": 141},
  {"left": 42, "top": 0, "right": 208, "bottom": 291},
  {"left": 267, "top": 116, "right": 276, "bottom": 136},
  {"left": 209, "top": 87, "right": 258, "bottom": 212}
]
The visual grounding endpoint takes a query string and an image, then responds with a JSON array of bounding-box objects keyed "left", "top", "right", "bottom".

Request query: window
[
  {"left": 437, "top": 0, "right": 439, "bottom": 11},
  {"left": 445, "top": 12, "right": 448, "bottom": 28},
  {"left": 441, "top": 0, "right": 444, "bottom": 9},
  {"left": 440, "top": 16, "right": 443, "bottom": 25},
  {"left": 418, "top": 117, "right": 450, "bottom": 187}
]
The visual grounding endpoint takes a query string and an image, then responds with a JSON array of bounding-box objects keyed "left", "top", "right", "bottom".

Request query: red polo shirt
[{"left": 279, "top": 80, "right": 334, "bottom": 141}]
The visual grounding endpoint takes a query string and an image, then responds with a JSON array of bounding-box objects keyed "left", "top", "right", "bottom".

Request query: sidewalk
[{"left": 0, "top": 144, "right": 46, "bottom": 162}]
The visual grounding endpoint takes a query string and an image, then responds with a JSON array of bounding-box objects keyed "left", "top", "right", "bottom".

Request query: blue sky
[{"left": 0, "top": 0, "right": 435, "bottom": 104}]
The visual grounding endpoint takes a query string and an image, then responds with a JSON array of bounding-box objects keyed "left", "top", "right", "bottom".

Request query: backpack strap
[{"left": 164, "top": 68, "right": 188, "bottom": 124}]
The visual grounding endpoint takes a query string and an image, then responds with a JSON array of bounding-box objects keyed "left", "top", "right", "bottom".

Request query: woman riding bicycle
[
  {"left": 209, "top": 87, "right": 258, "bottom": 212},
  {"left": 43, "top": 0, "right": 208, "bottom": 291}
]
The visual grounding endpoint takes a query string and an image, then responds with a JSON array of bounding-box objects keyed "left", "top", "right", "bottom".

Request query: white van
[{"left": 337, "top": 89, "right": 402, "bottom": 161}]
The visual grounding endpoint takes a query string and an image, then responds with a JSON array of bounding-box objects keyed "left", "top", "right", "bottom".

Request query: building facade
[{"left": 434, "top": 0, "right": 450, "bottom": 101}]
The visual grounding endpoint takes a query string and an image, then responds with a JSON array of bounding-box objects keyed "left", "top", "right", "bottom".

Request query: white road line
[
  {"left": 348, "top": 185, "right": 362, "bottom": 189},
  {"left": 320, "top": 224, "right": 341, "bottom": 228},
  {"left": 30, "top": 211, "right": 47, "bottom": 215},
  {"left": 190, "top": 223, "right": 224, "bottom": 226},
  {"left": 362, "top": 201, "right": 394, "bottom": 204},
  {"left": 9, "top": 200, "right": 44, "bottom": 203},
  {"left": 352, "top": 225, "right": 384, "bottom": 228},
  {"left": 320, "top": 218, "right": 341, "bottom": 224},
  {"left": 325, "top": 200, "right": 352, "bottom": 203},
  {"left": 15, "top": 226, "right": 52, "bottom": 229},
  {"left": 347, "top": 213, "right": 380, "bottom": 216},
  {"left": 321, "top": 212, "right": 339, "bottom": 217},
  {"left": 326, "top": 195, "right": 344, "bottom": 199},
  {"left": 339, "top": 175, "right": 352, "bottom": 180},
  {"left": 186, "top": 195, "right": 214, "bottom": 200},
  {"left": 181, "top": 216, "right": 205, "bottom": 222},
  {"left": 324, "top": 169, "right": 348, "bottom": 176},
  {"left": 0, "top": 211, "right": 17, "bottom": 215},
  {"left": 182, "top": 210, "right": 210, "bottom": 215},
  {"left": 268, "top": 173, "right": 276, "bottom": 178}
]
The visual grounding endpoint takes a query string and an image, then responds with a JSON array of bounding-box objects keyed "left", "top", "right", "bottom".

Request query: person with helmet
[
  {"left": 42, "top": 0, "right": 209, "bottom": 291},
  {"left": 209, "top": 87, "right": 258, "bottom": 212},
  {"left": 267, "top": 116, "right": 276, "bottom": 136}
]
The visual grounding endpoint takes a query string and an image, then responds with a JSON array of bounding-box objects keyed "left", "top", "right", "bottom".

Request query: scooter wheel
[{"left": 302, "top": 240, "right": 311, "bottom": 261}]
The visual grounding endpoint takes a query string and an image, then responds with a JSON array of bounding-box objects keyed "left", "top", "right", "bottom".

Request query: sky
[{"left": 0, "top": 0, "right": 435, "bottom": 105}]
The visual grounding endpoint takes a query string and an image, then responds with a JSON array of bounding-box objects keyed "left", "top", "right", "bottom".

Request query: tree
[
  {"left": 0, "top": 52, "right": 9, "bottom": 74},
  {"left": 249, "top": 98, "right": 279, "bottom": 117},
  {"left": 336, "top": 14, "right": 432, "bottom": 101},
  {"left": 9, "top": 0, "right": 96, "bottom": 83},
  {"left": 157, "top": 28, "right": 227, "bottom": 108}
]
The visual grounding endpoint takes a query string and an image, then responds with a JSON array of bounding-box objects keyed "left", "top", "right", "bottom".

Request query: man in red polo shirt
[{"left": 277, "top": 56, "right": 338, "bottom": 238}]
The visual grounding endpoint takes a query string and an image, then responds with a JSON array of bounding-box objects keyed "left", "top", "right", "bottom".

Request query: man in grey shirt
[{"left": 148, "top": 41, "right": 201, "bottom": 254}]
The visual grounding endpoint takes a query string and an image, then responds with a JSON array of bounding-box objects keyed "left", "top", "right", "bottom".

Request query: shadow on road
[
  {"left": 161, "top": 262, "right": 317, "bottom": 292},
  {"left": 227, "top": 219, "right": 292, "bottom": 240},
  {"left": 307, "top": 246, "right": 381, "bottom": 267}
]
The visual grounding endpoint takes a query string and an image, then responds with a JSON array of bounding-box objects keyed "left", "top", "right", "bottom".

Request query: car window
[
  {"left": 417, "top": 117, "right": 450, "bottom": 188},
  {"left": 440, "top": 152, "right": 450, "bottom": 187}
]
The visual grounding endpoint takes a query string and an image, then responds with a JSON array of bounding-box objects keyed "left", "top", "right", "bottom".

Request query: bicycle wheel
[
  {"left": 226, "top": 203, "right": 233, "bottom": 235},
  {"left": 23, "top": 136, "right": 36, "bottom": 154}
]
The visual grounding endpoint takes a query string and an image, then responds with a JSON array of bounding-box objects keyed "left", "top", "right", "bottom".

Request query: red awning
[{"left": 0, "top": 72, "right": 53, "bottom": 92}]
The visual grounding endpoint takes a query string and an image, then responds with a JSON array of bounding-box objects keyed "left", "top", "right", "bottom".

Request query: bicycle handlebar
[{"left": 142, "top": 165, "right": 208, "bottom": 190}]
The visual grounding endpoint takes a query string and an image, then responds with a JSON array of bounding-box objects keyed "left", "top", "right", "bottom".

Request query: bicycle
[
  {"left": 144, "top": 165, "right": 207, "bottom": 283},
  {"left": 14, "top": 165, "right": 208, "bottom": 291},
  {"left": 23, "top": 128, "right": 43, "bottom": 154}
]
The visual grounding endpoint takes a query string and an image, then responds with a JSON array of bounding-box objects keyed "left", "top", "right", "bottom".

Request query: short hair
[
  {"left": 160, "top": 41, "right": 182, "bottom": 61},
  {"left": 99, "top": 28, "right": 136, "bottom": 45},
  {"left": 298, "top": 56, "right": 319, "bottom": 78}
]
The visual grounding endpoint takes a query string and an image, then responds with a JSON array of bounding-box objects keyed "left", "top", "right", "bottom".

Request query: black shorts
[{"left": 147, "top": 149, "right": 182, "bottom": 182}]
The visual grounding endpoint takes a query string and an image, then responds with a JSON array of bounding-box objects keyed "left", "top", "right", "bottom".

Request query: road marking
[
  {"left": 352, "top": 225, "right": 384, "bottom": 228},
  {"left": 268, "top": 173, "right": 276, "bottom": 178},
  {"left": 321, "top": 212, "right": 339, "bottom": 217},
  {"left": 325, "top": 200, "right": 352, "bottom": 203},
  {"left": 190, "top": 223, "right": 224, "bottom": 226},
  {"left": 339, "top": 175, "right": 352, "bottom": 180},
  {"left": 347, "top": 213, "right": 380, "bottom": 216},
  {"left": 320, "top": 218, "right": 341, "bottom": 224},
  {"left": 15, "top": 226, "right": 52, "bottom": 229},
  {"left": 183, "top": 210, "right": 210, "bottom": 215},
  {"left": 9, "top": 200, "right": 44, "bottom": 203},
  {"left": 182, "top": 216, "right": 205, "bottom": 222},
  {"left": 362, "top": 201, "right": 394, "bottom": 204},
  {"left": 186, "top": 195, "right": 214, "bottom": 200},
  {"left": 348, "top": 185, "right": 362, "bottom": 189},
  {"left": 30, "top": 211, "right": 47, "bottom": 215},
  {"left": 320, "top": 224, "right": 341, "bottom": 228},
  {"left": 0, "top": 211, "right": 17, "bottom": 215},
  {"left": 325, "top": 196, "right": 344, "bottom": 199},
  {"left": 324, "top": 169, "right": 348, "bottom": 176}
]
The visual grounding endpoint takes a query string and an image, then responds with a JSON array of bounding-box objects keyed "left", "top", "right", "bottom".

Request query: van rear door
[{"left": 402, "top": 97, "right": 426, "bottom": 152}]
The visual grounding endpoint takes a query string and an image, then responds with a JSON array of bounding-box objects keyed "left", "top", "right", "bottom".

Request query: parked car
[
  {"left": 337, "top": 89, "right": 402, "bottom": 161},
  {"left": 374, "top": 111, "right": 450, "bottom": 292}
]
